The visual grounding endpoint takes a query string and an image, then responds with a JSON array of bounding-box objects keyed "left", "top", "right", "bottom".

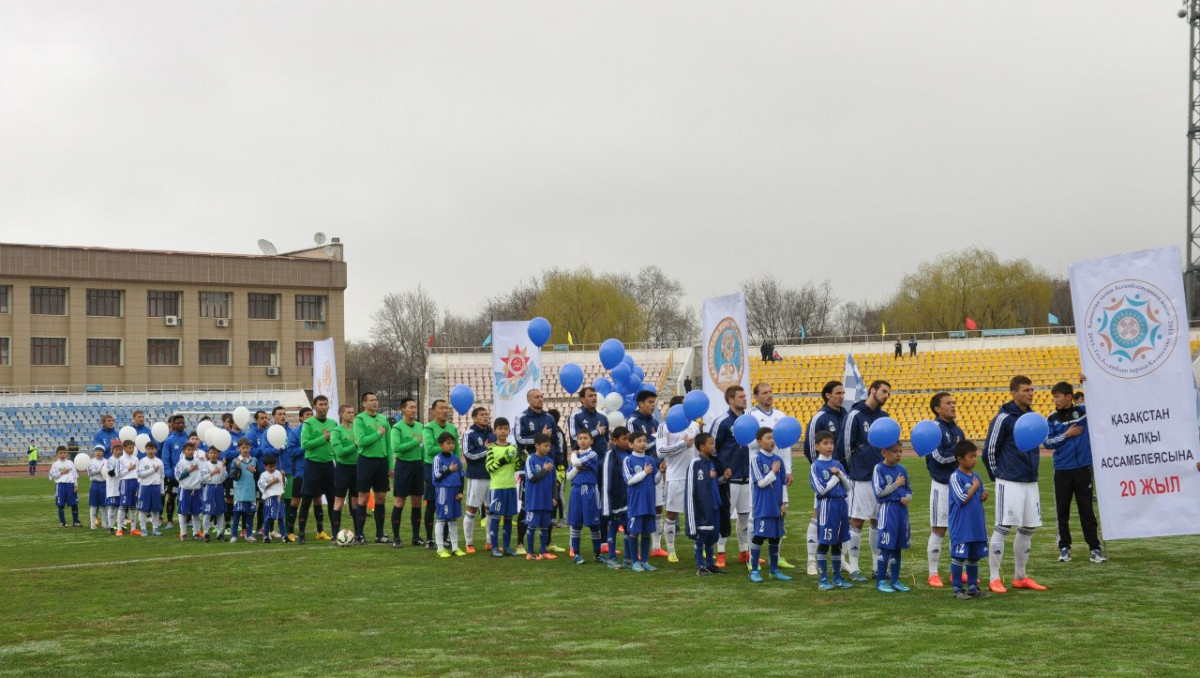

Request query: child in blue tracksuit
[
  {"left": 602, "top": 427, "right": 631, "bottom": 569},
  {"left": 230, "top": 439, "right": 259, "bottom": 542},
  {"left": 686, "top": 433, "right": 722, "bottom": 576},
  {"left": 873, "top": 442, "right": 912, "bottom": 593},
  {"left": 524, "top": 434, "right": 557, "bottom": 560},
  {"left": 811, "top": 430, "right": 852, "bottom": 590},
  {"left": 623, "top": 431, "right": 658, "bottom": 572},
  {"left": 432, "top": 432, "right": 465, "bottom": 557}
]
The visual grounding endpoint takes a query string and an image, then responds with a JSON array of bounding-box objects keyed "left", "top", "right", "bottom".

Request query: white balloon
[
  {"left": 196, "top": 419, "right": 214, "bottom": 440},
  {"left": 73, "top": 452, "right": 91, "bottom": 472},
  {"left": 267, "top": 424, "right": 288, "bottom": 449},
  {"left": 210, "top": 428, "right": 232, "bottom": 452},
  {"left": 118, "top": 425, "right": 137, "bottom": 442},
  {"left": 151, "top": 421, "right": 170, "bottom": 443},
  {"left": 233, "top": 406, "right": 251, "bottom": 429},
  {"left": 605, "top": 411, "right": 625, "bottom": 429},
  {"left": 135, "top": 433, "right": 151, "bottom": 453},
  {"left": 604, "top": 393, "right": 624, "bottom": 412}
]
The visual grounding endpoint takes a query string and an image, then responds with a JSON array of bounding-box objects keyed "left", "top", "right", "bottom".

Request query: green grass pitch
[{"left": 2, "top": 457, "right": 1197, "bottom": 678}]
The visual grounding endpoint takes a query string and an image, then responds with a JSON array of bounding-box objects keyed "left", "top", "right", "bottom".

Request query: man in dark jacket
[{"left": 1044, "top": 381, "right": 1104, "bottom": 564}]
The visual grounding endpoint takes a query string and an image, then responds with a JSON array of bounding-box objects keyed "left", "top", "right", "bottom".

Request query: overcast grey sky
[{"left": 0, "top": 1, "right": 1187, "bottom": 339}]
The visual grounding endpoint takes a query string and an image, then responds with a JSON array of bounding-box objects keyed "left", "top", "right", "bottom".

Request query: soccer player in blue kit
[
  {"left": 873, "top": 442, "right": 912, "bottom": 594},
  {"left": 749, "top": 428, "right": 791, "bottom": 583},
  {"left": 950, "top": 440, "right": 991, "bottom": 599}
]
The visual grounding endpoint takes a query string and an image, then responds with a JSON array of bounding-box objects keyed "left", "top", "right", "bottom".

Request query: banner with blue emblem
[
  {"left": 491, "top": 321, "right": 542, "bottom": 444},
  {"left": 701, "top": 293, "right": 750, "bottom": 423},
  {"left": 1069, "top": 245, "right": 1200, "bottom": 539}
]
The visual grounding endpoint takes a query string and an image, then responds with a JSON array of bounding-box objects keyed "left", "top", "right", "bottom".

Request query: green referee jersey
[
  {"left": 353, "top": 411, "right": 392, "bottom": 464},
  {"left": 332, "top": 423, "right": 358, "bottom": 465},
  {"left": 390, "top": 418, "right": 424, "bottom": 463},
  {"left": 422, "top": 420, "right": 459, "bottom": 464},
  {"left": 301, "top": 415, "right": 339, "bottom": 463}
]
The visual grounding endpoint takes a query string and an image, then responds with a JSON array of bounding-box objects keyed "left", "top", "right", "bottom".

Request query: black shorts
[
  {"left": 304, "top": 461, "right": 335, "bottom": 498},
  {"left": 356, "top": 456, "right": 389, "bottom": 494},
  {"left": 422, "top": 462, "right": 436, "bottom": 502},
  {"left": 394, "top": 459, "right": 424, "bottom": 498},
  {"left": 164, "top": 477, "right": 179, "bottom": 495},
  {"left": 335, "top": 463, "right": 358, "bottom": 498}
]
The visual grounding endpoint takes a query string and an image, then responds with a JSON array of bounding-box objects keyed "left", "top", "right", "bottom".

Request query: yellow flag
[
  {"left": 567, "top": 331, "right": 574, "bottom": 346},
  {"left": 882, "top": 321, "right": 887, "bottom": 336}
]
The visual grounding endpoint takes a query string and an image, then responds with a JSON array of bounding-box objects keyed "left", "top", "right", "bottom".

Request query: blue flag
[
  {"left": 482, "top": 333, "right": 492, "bottom": 347},
  {"left": 1047, "top": 312, "right": 1059, "bottom": 326},
  {"left": 800, "top": 325, "right": 807, "bottom": 341},
  {"left": 843, "top": 353, "right": 865, "bottom": 409}
]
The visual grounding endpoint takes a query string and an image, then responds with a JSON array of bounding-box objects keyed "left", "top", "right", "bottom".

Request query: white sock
[
  {"left": 116, "top": 507, "right": 126, "bottom": 529},
  {"left": 89, "top": 507, "right": 97, "bottom": 525},
  {"left": 180, "top": 516, "right": 188, "bottom": 536},
  {"left": 216, "top": 515, "right": 226, "bottom": 533},
  {"left": 141, "top": 512, "right": 150, "bottom": 532},
  {"left": 717, "top": 536, "right": 727, "bottom": 553},
  {"left": 847, "top": 527, "right": 862, "bottom": 572},
  {"left": 927, "top": 533, "right": 944, "bottom": 575},
  {"left": 464, "top": 511, "right": 475, "bottom": 545},
  {"left": 736, "top": 513, "right": 750, "bottom": 552},
  {"left": 449, "top": 521, "right": 460, "bottom": 550},
  {"left": 868, "top": 525, "right": 880, "bottom": 574},
  {"left": 152, "top": 514, "right": 161, "bottom": 530},
  {"left": 1014, "top": 528, "right": 1034, "bottom": 580},
  {"left": 435, "top": 520, "right": 447, "bottom": 550},
  {"left": 106, "top": 506, "right": 114, "bottom": 528},
  {"left": 807, "top": 519, "right": 818, "bottom": 564},
  {"left": 651, "top": 528, "right": 661, "bottom": 551},
  {"left": 989, "top": 527, "right": 1010, "bottom": 581},
  {"left": 664, "top": 518, "right": 677, "bottom": 553}
]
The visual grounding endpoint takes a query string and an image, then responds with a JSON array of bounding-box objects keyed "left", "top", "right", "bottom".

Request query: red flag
[
  {"left": 964, "top": 318, "right": 978, "bottom": 331},
  {"left": 426, "top": 333, "right": 435, "bottom": 347}
]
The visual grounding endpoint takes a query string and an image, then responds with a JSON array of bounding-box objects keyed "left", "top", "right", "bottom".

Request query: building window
[
  {"left": 147, "top": 339, "right": 180, "bottom": 366},
  {"left": 199, "top": 339, "right": 229, "bottom": 366},
  {"left": 86, "top": 289, "right": 123, "bottom": 317},
  {"left": 31, "top": 287, "right": 68, "bottom": 315},
  {"left": 31, "top": 337, "right": 67, "bottom": 365},
  {"left": 87, "top": 339, "right": 122, "bottom": 366},
  {"left": 248, "top": 293, "right": 279, "bottom": 320},
  {"left": 199, "top": 291, "right": 231, "bottom": 318},
  {"left": 0, "top": 337, "right": 9, "bottom": 365},
  {"left": 295, "top": 295, "right": 327, "bottom": 321},
  {"left": 147, "top": 290, "right": 181, "bottom": 317},
  {"left": 296, "top": 341, "right": 314, "bottom": 367},
  {"left": 249, "top": 340, "right": 278, "bottom": 366},
  {"left": 0, "top": 286, "right": 10, "bottom": 313}
]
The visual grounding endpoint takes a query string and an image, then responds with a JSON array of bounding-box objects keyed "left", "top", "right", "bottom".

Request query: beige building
[{"left": 0, "top": 241, "right": 347, "bottom": 397}]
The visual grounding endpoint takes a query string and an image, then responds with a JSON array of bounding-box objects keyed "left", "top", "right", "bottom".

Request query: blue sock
[
  {"left": 57, "top": 507, "right": 65, "bottom": 524},
  {"left": 832, "top": 553, "right": 842, "bottom": 578},
  {"left": 539, "top": 528, "right": 549, "bottom": 554},
  {"left": 877, "top": 548, "right": 891, "bottom": 582},
  {"left": 818, "top": 551, "right": 829, "bottom": 579},
  {"left": 967, "top": 561, "right": 979, "bottom": 590},
  {"left": 750, "top": 544, "right": 761, "bottom": 572},
  {"left": 705, "top": 542, "right": 716, "bottom": 569},
  {"left": 70, "top": 505, "right": 79, "bottom": 523},
  {"left": 570, "top": 527, "right": 581, "bottom": 555},
  {"left": 889, "top": 551, "right": 902, "bottom": 583},
  {"left": 769, "top": 542, "right": 780, "bottom": 571},
  {"left": 266, "top": 518, "right": 275, "bottom": 535},
  {"left": 488, "top": 516, "right": 499, "bottom": 550},
  {"left": 624, "top": 535, "right": 635, "bottom": 563},
  {"left": 608, "top": 520, "right": 619, "bottom": 558},
  {"left": 590, "top": 527, "right": 602, "bottom": 557},
  {"left": 502, "top": 518, "right": 512, "bottom": 551},
  {"left": 695, "top": 540, "right": 705, "bottom": 568},
  {"left": 951, "top": 559, "right": 964, "bottom": 592},
  {"left": 640, "top": 533, "right": 650, "bottom": 563}
]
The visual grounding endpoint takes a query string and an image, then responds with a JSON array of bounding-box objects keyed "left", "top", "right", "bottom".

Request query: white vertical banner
[
  {"left": 1069, "top": 245, "right": 1200, "bottom": 540},
  {"left": 701, "top": 293, "right": 751, "bottom": 422},
  {"left": 312, "top": 338, "right": 339, "bottom": 414},
  {"left": 492, "top": 321, "right": 542, "bottom": 443}
]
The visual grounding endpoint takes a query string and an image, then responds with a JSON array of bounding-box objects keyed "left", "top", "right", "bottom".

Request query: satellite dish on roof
[
  {"left": 314, "top": 232, "right": 327, "bottom": 246},
  {"left": 257, "top": 239, "right": 278, "bottom": 256},
  {"left": 323, "top": 245, "right": 337, "bottom": 257}
]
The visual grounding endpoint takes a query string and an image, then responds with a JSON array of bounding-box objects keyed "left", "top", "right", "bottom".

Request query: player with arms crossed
[{"left": 925, "top": 392, "right": 966, "bottom": 587}]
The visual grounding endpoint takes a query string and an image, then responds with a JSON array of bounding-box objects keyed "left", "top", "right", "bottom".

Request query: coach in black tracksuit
[{"left": 1044, "top": 381, "right": 1103, "bottom": 562}]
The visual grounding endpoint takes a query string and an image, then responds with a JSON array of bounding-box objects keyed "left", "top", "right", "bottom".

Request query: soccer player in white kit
[{"left": 656, "top": 395, "right": 698, "bottom": 563}]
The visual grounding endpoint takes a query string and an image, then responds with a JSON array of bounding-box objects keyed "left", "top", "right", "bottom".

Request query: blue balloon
[
  {"left": 867, "top": 417, "right": 902, "bottom": 449},
  {"left": 527, "top": 317, "right": 552, "bottom": 348},
  {"left": 622, "top": 354, "right": 635, "bottom": 370},
  {"left": 666, "top": 404, "right": 690, "bottom": 434},
  {"left": 640, "top": 383, "right": 657, "bottom": 396},
  {"left": 631, "top": 365, "right": 645, "bottom": 382},
  {"left": 559, "top": 363, "right": 583, "bottom": 395},
  {"left": 683, "top": 390, "right": 710, "bottom": 421},
  {"left": 732, "top": 414, "right": 759, "bottom": 446},
  {"left": 620, "top": 396, "right": 637, "bottom": 416},
  {"left": 772, "top": 416, "right": 802, "bottom": 449},
  {"left": 599, "top": 338, "right": 625, "bottom": 370},
  {"left": 614, "top": 380, "right": 630, "bottom": 396},
  {"left": 611, "top": 363, "right": 631, "bottom": 387},
  {"left": 449, "top": 384, "right": 474, "bottom": 416},
  {"left": 592, "top": 377, "right": 613, "bottom": 397},
  {"left": 625, "top": 375, "right": 643, "bottom": 395},
  {"left": 910, "top": 419, "right": 941, "bottom": 457},
  {"left": 1014, "top": 412, "right": 1049, "bottom": 452}
]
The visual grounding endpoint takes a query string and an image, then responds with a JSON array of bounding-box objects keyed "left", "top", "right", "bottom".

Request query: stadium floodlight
[
  {"left": 314, "top": 232, "right": 327, "bottom": 246},
  {"left": 257, "top": 239, "right": 278, "bottom": 256}
]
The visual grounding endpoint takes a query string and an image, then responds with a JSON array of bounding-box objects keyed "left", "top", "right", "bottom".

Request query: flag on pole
[
  {"left": 567, "top": 331, "right": 574, "bottom": 346},
  {"left": 843, "top": 353, "right": 865, "bottom": 409},
  {"left": 800, "top": 325, "right": 806, "bottom": 341},
  {"left": 1048, "top": 312, "right": 1060, "bottom": 325},
  {"left": 964, "top": 317, "right": 978, "bottom": 331},
  {"left": 426, "top": 333, "right": 435, "bottom": 347},
  {"left": 881, "top": 321, "right": 887, "bottom": 336},
  {"left": 482, "top": 333, "right": 492, "bottom": 347}
]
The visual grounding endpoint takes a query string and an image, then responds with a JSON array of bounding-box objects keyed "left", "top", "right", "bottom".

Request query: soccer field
[{"left": 3, "top": 457, "right": 1196, "bottom": 678}]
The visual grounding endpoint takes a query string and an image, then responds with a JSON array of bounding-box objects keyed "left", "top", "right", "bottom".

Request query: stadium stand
[{"left": 0, "top": 390, "right": 310, "bottom": 462}]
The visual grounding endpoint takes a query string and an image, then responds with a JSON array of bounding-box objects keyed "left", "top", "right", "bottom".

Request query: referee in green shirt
[
  {"left": 353, "top": 392, "right": 393, "bottom": 544},
  {"left": 389, "top": 397, "right": 425, "bottom": 547}
]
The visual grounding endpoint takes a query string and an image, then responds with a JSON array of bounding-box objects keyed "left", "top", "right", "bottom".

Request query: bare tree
[
  {"left": 370, "top": 285, "right": 438, "bottom": 387},
  {"left": 437, "top": 310, "right": 490, "bottom": 348},
  {"left": 744, "top": 276, "right": 841, "bottom": 343}
]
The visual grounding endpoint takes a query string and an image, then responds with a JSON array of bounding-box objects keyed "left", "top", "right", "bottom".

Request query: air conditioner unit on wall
[
  {"left": 266, "top": 367, "right": 280, "bottom": 377},
  {"left": 165, "top": 316, "right": 179, "bottom": 326},
  {"left": 216, "top": 318, "right": 229, "bottom": 328}
]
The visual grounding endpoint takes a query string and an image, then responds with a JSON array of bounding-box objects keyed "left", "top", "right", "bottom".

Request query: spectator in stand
[
  {"left": 894, "top": 340, "right": 902, "bottom": 359},
  {"left": 760, "top": 341, "right": 775, "bottom": 362},
  {"left": 683, "top": 376, "right": 693, "bottom": 393},
  {"left": 909, "top": 337, "right": 918, "bottom": 358}
]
